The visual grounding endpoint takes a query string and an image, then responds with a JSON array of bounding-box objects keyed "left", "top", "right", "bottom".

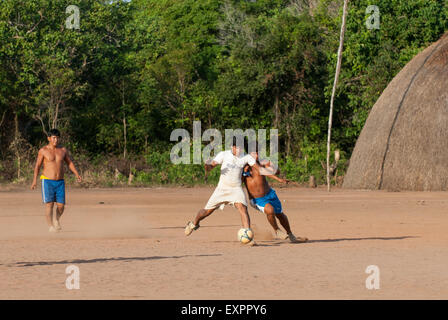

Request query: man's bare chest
[{"left": 43, "top": 150, "right": 65, "bottom": 163}]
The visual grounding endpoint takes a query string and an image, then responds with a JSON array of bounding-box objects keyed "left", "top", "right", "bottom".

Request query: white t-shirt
[{"left": 213, "top": 150, "right": 256, "bottom": 188}]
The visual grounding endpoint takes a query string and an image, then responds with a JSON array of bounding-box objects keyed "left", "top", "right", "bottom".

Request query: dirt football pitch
[{"left": 1, "top": 186, "right": 448, "bottom": 299}]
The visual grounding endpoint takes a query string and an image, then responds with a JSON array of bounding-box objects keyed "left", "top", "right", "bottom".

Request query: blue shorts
[
  {"left": 250, "top": 188, "right": 283, "bottom": 214},
  {"left": 41, "top": 179, "right": 65, "bottom": 204}
]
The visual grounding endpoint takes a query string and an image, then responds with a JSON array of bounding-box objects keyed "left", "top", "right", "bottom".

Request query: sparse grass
[{"left": 0, "top": 148, "right": 348, "bottom": 188}]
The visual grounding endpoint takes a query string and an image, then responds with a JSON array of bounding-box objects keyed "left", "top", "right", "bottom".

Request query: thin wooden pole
[{"left": 327, "top": 0, "right": 349, "bottom": 192}]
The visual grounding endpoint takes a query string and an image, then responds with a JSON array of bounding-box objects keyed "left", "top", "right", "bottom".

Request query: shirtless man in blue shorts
[
  {"left": 242, "top": 149, "right": 308, "bottom": 243},
  {"left": 30, "top": 129, "right": 82, "bottom": 232}
]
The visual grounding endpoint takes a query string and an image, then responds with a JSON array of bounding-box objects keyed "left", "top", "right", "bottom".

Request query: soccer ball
[{"left": 237, "top": 228, "right": 254, "bottom": 244}]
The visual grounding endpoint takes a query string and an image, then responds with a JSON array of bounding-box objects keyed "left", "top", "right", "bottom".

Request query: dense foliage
[{"left": 0, "top": 0, "right": 447, "bottom": 186}]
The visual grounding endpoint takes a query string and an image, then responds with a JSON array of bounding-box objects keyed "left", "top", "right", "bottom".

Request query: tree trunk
[
  {"left": 52, "top": 102, "right": 60, "bottom": 129},
  {"left": 14, "top": 112, "right": 21, "bottom": 179},
  {"left": 274, "top": 93, "right": 279, "bottom": 128},
  {"left": 286, "top": 121, "right": 291, "bottom": 157},
  {"left": 0, "top": 110, "right": 5, "bottom": 158},
  {"left": 123, "top": 115, "right": 127, "bottom": 159},
  {"left": 327, "top": 0, "right": 349, "bottom": 192},
  {"left": 0, "top": 110, "right": 6, "bottom": 128},
  {"left": 122, "top": 79, "right": 127, "bottom": 159}
]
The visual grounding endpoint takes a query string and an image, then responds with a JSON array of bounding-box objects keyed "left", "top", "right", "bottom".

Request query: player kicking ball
[
  {"left": 185, "top": 138, "right": 257, "bottom": 245},
  {"left": 242, "top": 148, "right": 308, "bottom": 243},
  {"left": 30, "top": 129, "right": 82, "bottom": 232}
]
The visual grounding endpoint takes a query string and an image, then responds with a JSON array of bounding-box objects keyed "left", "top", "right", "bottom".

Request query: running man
[
  {"left": 185, "top": 138, "right": 257, "bottom": 243},
  {"left": 242, "top": 150, "right": 308, "bottom": 243},
  {"left": 30, "top": 129, "right": 82, "bottom": 232}
]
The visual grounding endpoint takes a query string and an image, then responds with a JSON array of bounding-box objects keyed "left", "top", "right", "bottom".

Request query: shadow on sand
[
  {"left": 213, "top": 235, "right": 418, "bottom": 247},
  {"left": 151, "top": 225, "right": 241, "bottom": 230},
  {"left": 9, "top": 254, "right": 222, "bottom": 267},
  {"left": 307, "top": 235, "right": 418, "bottom": 244}
]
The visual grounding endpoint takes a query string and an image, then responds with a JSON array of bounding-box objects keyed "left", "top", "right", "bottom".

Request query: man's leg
[
  {"left": 263, "top": 203, "right": 281, "bottom": 233},
  {"left": 234, "top": 203, "right": 256, "bottom": 246},
  {"left": 276, "top": 212, "right": 292, "bottom": 234},
  {"left": 193, "top": 208, "right": 216, "bottom": 226},
  {"left": 185, "top": 207, "right": 216, "bottom": 236},
  {"left": 276, "top": 212, "right": 308, "bottom": 243},
  {"left": 234, "top": 203, "right": 250, "bottom": 229},
  {"left": 54, "top": 203, "right": 64, "bottom": 230},
  {"left": 45, "top": 202, "right": 54, "bottom": 227},
  {"left": 45, "top": 202, "right": 58, "bottom": 232}
]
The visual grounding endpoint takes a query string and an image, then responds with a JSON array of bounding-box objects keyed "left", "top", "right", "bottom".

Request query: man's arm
[
  {"left": 30, "top": 149, "right": 44, "bottom": 190},
  {"left": 266, "top": 174, "right": 288, "bottom": 184},
  {"left": 258, "top": 160, "right": 287, "bottom": 183},
  {"left": 244, "top": 184, "right": 254, "bottom": 200},
  {"left": 241, "top": 164, "right": 252, "bottom": 197},
  {"left": 204, "top": 160, "right": 219, "bottom": 183},
  {"left": 64, "top": 149, "right": 82, "bottom": 182},
  {"left": 204, "top": 151, "right": 225, "bottom": 182},
  {"left": 204, "top": 160, "right": 219, "bottom": 173},
  {"left": 259, "top": 159, "right": 280, "bottom": 175},
  {"left": 205, "top": 150, "right": 226, "bottom": 172}
]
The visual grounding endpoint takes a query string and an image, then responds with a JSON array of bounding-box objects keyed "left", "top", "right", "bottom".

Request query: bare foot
[
  {"left": 247, "top": 239, "right": 257, "bottom": 246},
  {"left": 288, "top": 233, "right": 308, "bottom": 243},
  {"left": 53, "top": 220, "right": 62, "bottom": 231},
  {"left": 275, "top": 229, "right": 289, "bottom": 240},
  {"left": 49, "top": 226, "right": 58, "bottom": 233}
]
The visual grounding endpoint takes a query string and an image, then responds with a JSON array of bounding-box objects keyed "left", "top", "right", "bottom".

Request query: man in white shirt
[{"left": 185, "top": 138, "right": 257, "bottom": 243}]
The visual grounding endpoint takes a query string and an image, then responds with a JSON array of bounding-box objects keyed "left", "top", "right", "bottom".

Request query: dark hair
[
  {"left": 232, "top": 136, "right": 247, "bottom": 152},
  {"left": 232, "top": 136, "right": 257, "bottom": 153},
  {"left": 253, "top": 140, "right": 258, "bottom": 153},
  {"left": 47, "top": 129, "right": 61, "bottom": 137},
  {"left": 232, "top": 136, "right": 237, "bottom": 147},
  {"left": 246, "top": 139, "right": 258, "bottom": 154}
]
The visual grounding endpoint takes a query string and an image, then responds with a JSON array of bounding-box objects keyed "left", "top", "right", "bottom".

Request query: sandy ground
[{"left": 1, "top": 185, "right": 448, "bottom": 300}]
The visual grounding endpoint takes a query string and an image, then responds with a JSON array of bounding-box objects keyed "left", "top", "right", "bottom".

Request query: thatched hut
[{"left": 343, "top": 32, "right": 448, "bottom": 191}]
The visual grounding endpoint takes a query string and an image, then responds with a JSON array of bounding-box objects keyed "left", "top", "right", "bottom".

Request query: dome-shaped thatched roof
[{"left": 343, "top": 32, "right": 448, "bottom": 191}]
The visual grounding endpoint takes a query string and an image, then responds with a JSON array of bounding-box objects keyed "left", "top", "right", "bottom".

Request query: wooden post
[{"left": 327, "top": 0, "right": 349, "bottom": 192}]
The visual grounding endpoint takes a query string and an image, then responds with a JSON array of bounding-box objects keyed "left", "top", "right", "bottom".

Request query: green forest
[{"left": 1, "top": 0, "right": 447, "bottom": 187}]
